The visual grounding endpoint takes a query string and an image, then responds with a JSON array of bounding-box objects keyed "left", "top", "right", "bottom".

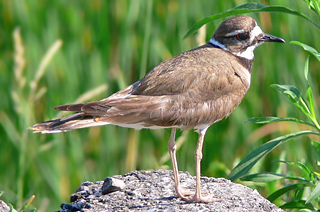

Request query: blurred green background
[{"left": 0, "top": 0, "right": 319, "bottom": 211}]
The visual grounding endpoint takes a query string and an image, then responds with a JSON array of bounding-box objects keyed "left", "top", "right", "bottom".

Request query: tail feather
[
  {"left": 29, "top": 113, "right": 109, "bottom": 134},
  {"left": 29, "top": 93, "right": 173, "bottom": 134}
]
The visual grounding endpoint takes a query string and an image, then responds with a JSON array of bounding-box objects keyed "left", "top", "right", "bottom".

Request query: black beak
[{"left": 260, "top": 33, "right": 285, "bottom": 43}]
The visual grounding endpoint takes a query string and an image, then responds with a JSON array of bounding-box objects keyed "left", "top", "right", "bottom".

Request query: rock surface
[
  {"left": 0, "top": 200, "right": 10, "bottom": 212},
  {"left": 57, "top": 170, "right": 283, "bottom": 212}
]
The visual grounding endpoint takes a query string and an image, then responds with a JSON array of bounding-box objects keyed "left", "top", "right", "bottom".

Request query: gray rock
[
  {"left": 57, "top": 170, "right": 283, "bottom": 212},
  {"left": 0, "top": 200, "right": 10, "bottom": 212},
  {"left": 101, "top": 177, "right": 126, "bottom": 195}
]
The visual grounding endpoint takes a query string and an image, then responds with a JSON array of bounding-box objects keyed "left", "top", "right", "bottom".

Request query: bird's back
[{"left": 53, "top": 44, "right": 252, "bottom": 131}]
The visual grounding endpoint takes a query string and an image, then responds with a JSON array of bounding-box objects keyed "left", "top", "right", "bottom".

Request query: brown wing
[
  {"left": 131, "top": 44, "right": 217, "bottom": 96},
  {"left": 130, "top": 44, "right": 250, "bottom": 99},
  {"left": 30, "top": 44, "right": 251, "bottom": 133}
]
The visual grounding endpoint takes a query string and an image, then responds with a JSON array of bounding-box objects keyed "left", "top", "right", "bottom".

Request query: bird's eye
[{"left": 236, "top": 33, "right": 250, "bottom": 41}]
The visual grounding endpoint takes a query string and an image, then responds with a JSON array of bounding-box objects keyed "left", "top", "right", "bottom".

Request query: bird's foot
[{"left": 176, "top": 190, "right": 221, "bottom": 203}]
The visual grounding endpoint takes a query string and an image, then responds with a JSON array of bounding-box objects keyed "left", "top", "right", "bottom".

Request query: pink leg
[
  {"left": 168, "top": 128, "right": 189, "bottom": 200},
  {"left": 168, "top": 127, "right": 219, "bottom": 203}
]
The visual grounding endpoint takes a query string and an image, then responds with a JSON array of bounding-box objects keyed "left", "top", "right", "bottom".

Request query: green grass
[{"left": 0, "top": 0, "right": 320, "bottom": 211}]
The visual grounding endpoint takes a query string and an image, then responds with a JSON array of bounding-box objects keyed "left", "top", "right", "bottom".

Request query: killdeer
[{"left": 30, "top": 16, "right": 285, "bottom": 203}]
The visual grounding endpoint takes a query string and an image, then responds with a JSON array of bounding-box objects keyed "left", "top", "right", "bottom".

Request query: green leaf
[
  {"left": 297, "top": 162, "right": 313, "bottom": 176},
  {"left": 280, "top": 161, "right": 320, "bottom": 181},
  {"left": 268, "top": 183, "right": 313, "bottom": 202},
  {"left": 8, "top": 203, "right": 17, "bottom": 212},
  {"left": 241, "top": 172, "right": 285, "bottom": 182},
  {"left": 291, "top": 41, "right": 320, "bottom": 62},
  {"left": 271, "top": 82, "right": 320, "bottom": 130},
  {"left": 184, "top": 3, "right": 320, "bottom": 38},
  {"left": 306, "top": 87, "right": 316, "bottom": 118},
  {"left": 280, "top": 199, "right": 316, "bottom": 210},
  {"left": 304, "top": 55, "right": 310, "bottom": 81},
  {"left": 0, "top": 111, "right": 21, "bottom": 148},
  {"left": 303, "top": 56, "right": 319, "bottom": 128},
  {"left": 280, "top": 160, "right": 313, "bottom": 175},
  {"left": 241, "top": 172, "right": 310, "bottom": 183},
  {"left": 295, "top": 188, "right": 305, "bottom": 202},
  {"left": 228, "top": 131, "right": 320, "bottom": 182},
  {"left": 308, "top": 0, "right": 320, "bottom": 19},
  {"left": 271, "top": 84, "right": 302, "bottom": 102},
  {"left": 20, "top": 195, "right": 35, "bottom": 211},
  {"left": 306, "top": 182, "right": 320, "bottom": 203},
  {"left": 298, "top": 209, "right": 313, "bottom": 212},
  {"left": 279, "top": 160, "right": 300, "bottom": 167},
  {"left": 312, "top": 141, "right": 320, "bottom": 170},
  {"left": 247, "top": 117, "right": 315, "bottom": 127},
  {"left": 271, "top": 84, "right": 312, "bottom": 118}
]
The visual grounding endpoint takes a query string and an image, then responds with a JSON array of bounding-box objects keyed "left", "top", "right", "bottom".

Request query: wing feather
[{"left": 30, "top": 44, "right": 251, "bottom": 133}]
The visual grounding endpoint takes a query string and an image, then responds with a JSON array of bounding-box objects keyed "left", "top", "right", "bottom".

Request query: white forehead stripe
[
  {"left": 225, "top": 25, "right": 263, "bottom": 40},
  {"left": 225, "top": 29, "right": 246, "bottom": 37},
  {"left": 250, "top": 25, "right": 263, "bottom": 42},
  {"left": 209, "top": 38, "right": 227, "bottom": 50}
]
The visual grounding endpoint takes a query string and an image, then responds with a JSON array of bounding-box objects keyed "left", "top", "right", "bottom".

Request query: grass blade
[
  {"left": 241, "top": 172, "right": 311, "bottom": 183},
  {"left": 247, "top": 117, "right": 315, "bottom": 128},
  {"left": 19, "top": 195, "right": 35, "bottom": 211},
  {"left": 139, "top": 0, "right": 153, "bottom": 79},
  {"left": 291, "top": 41, "right": 320, "bottom": 63},
  {"left": 297, "top": 162, "right": 313, "bottom": 177},
  {"left": 184, "top": 3, "right": 320, "bottom": 38},
  {"left": 312, "top": 141, "right": 320, "bottom": 170},
  {"left": 0, "top": 111, "right": 21, "bottom": 148},
  {"left": 304, "top": 56, "right": 316, "bottom": 119},
  {"left": 30, "top": 40, "right": 63, "bottom": 92},
  {"left": 13, "top": 28, "right": 26, "bottom": 89},
  {"left": 306, "top": 87, "right": 316, "bottom": 119},
  {"left": 280, "top": 199, "right": 316, "bottom": 210},
  {"left": 310, "top": 0, "right": 320, "bottom": 19},
  {"left": 271, "top": 84, "right": 312, "bottom": 117},
  {"left": 228, "top": 131, "right": 320, "bottom": 182},
  {"left": 279, "top": 160, "right": 316, "bottom": 179},
  {"left": 268, "top": 183, "right": 313, "bottom": 202},
  {"left": 303, "top": 55, "right": 320, "bottom": 129},
  {"left": 306, "top": 182, "right": 320, "bottom": 203},
  {"left": 8, "top": 203, "right": 17, "bottom": 212},
  {"left": 304, "top": 55, "right": 310, "bottom": 81}
]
